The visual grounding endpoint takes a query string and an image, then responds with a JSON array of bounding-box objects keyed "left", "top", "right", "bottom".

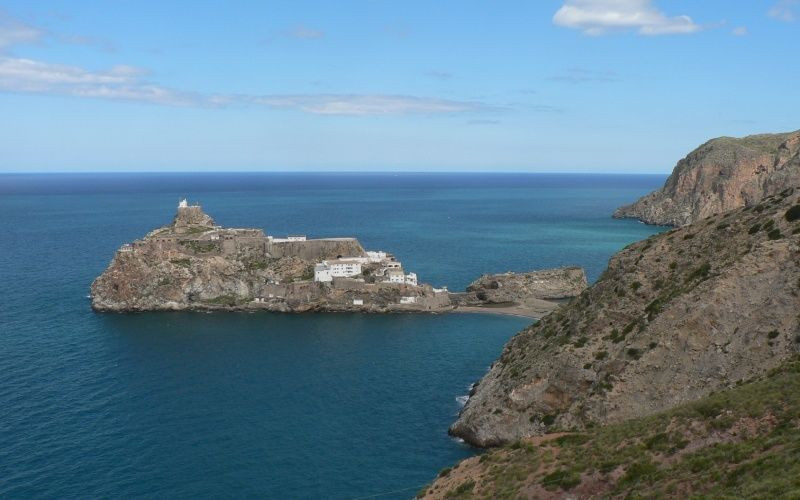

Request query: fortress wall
[
  {"left": 332, "top": 278, "right": 368, "bottom": 290},
  {"left": 269, "top": 239, "right": 365, "bottom": 261}
]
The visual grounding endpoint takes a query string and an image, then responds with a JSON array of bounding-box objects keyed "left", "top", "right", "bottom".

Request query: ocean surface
[{"left": 0, "top": 173, "right": 665, "bottom": 498}]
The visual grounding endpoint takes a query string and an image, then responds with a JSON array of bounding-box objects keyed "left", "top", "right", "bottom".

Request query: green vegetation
[
  {"left": 169, "top": 258, "right": 191, "bottom": 267},
  {"left": 445, "top": 479, "right": 475, "bottom": 497},
  {"left": 183, "top": 226, "right": 213, "bottom": 235},
  {"left": 786, "top": 205, "right": 800, "bottom": 222},
  {"left": 748, "top": 223, "right": 761, "bottom": 234},
  {"left": 630, "top": 281, "right": 642, "bottom": 291},
  {"left": 179, "top": 240, "right": 217, "bottom": 253},
  {"left": 767, "top": 229, "right": 783, "bottom": 240},
  {"left": 246, "top": 260, "right": 268, "bottom": 271},
  {"left": 432, "top": 357, "right": 800, "bottom": 498}
]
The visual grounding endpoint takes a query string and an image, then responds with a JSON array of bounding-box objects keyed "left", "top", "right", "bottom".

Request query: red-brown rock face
[{"left": 615, "top": 130, "right": 800, "bottom": 226}]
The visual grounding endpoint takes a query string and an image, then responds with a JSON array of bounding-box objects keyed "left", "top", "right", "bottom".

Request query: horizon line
[{"left": 0, "top": 170, "right": 671, "bottom": 175}]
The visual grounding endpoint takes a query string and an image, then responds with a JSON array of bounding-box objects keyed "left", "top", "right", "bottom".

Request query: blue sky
[{"left": 0, "top": 0, "right": 798, "bottom": 173}]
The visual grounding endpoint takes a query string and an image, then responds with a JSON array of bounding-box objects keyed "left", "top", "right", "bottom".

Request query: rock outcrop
[
  {"left": 614, "top": 130, "right": 800, "bottom": 226},
  {"left": 91, "top": 202, "right": 452, "bottom": 313},
  {"left": 450, "top": 187, "right": 800, "bottom": 447},
  {"left": 460, "top": 267, "right": 588, "bottom": 304}
]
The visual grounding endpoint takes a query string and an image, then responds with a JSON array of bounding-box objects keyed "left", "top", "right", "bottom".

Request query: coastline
[{"left": 452, "top": 300, "right": 561, "bottom": 320}]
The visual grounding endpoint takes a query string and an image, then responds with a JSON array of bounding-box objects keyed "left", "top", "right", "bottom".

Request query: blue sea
[{"left": 0, "top": 173, "right": 664, "bottom": 498}]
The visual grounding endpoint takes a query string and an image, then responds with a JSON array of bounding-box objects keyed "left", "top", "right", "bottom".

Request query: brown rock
[{"left": 614, "top": 130, "right": 800, "bottom": 226}]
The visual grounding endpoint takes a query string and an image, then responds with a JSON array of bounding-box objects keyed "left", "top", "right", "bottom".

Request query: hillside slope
[
  {"left": 423, "top": 357, "right": 800, "bottom": 498},
  {"left": 450, "top": 187, "right": 800, "bottom": 447},
  {"left": 614, "top": 130, "right": 800, "bottom": 226}
]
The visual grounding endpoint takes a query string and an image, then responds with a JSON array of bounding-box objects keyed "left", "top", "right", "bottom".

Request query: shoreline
[{"left": 452, "top": 303, "right": 559, "bottom": 320}]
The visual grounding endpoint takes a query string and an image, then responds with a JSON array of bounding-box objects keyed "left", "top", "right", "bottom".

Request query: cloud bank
[
  {"left": 0, "top": 13, "right": 481, "bottom": 115},
  {"left": 553, "top": 0, "right": 700, "bottom": 35}
]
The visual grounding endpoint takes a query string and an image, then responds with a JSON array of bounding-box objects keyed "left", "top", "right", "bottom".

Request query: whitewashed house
[
  {"left": 386, "top": 269, "right": 405, "bottom": 283},
  {"left": 314, "top": 263, "right": 333, "bottom": 282},
  {"left": 314, "top": 259, "right": 362, "bottom": 282},
  {"left": 404, "top": 272, "right": 418, "bottom": 286}
]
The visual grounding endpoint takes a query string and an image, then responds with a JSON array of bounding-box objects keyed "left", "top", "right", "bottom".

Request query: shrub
[
  {"left": 627, "top": 348, "right": 642, "bottom": 360},
  {"left": 767, "top": 229, "right": 783, "bottom": 240},
  {"left": 438, "top": 467, "right": 452, "bottom": 478},
  {"left": 768, "top": 330, "right": 780, "bottom": 339},
  {"left": 748, "top": 223, "right": 761, "bottom": 234},
  {"left": 447, "top": 480, "right": 475, "bottom": 497},
  {"left": 554, "top": 434, "right": 591, "bottom": 446},
  {"left": 631, "top": 281, "right": 642, "bottom": 291},
  {"left": 542, "top": 414, "right": 557, "bottom": 426},
  {"left": 618, "top": 460, "right": 659, "bottom": 487},
  {"left": 595, "top": 351, "right": 608, "bottom": 360},
  {"left": 785, "top": 205, "right": 800, "bottom": 222},
  {"left": 669, "top": 261, "right": 678, "bottom": 270},
  {"left": 541, "top": 469, "right": 581, "bottom": 491},
  {"left": 716, "top": 223, "right": 729, "bottom": 230},
  {"left": 683, "top": 233, "right": 695, "bottom": 240}
]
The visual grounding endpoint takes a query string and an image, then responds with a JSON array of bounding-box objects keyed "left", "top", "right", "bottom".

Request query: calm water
[{"left": 0, "top": 173, "right": 664, "bottom": 498}]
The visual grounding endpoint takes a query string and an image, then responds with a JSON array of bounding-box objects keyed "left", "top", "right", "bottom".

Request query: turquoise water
[{"left": 0, "top": 173, "right": 664, "bottom": 498}]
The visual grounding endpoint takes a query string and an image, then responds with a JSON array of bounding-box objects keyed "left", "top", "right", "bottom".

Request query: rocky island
[
  {"left": 614, "top": 130, "right": 800, "bottom": 226},
  {"left": 91, "top": 200, "right": 586, "bottom": 316}
]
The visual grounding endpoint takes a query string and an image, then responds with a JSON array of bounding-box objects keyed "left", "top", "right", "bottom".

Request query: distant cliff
[
  {"left": 614, "top": 130, "right": 800, "bottom": 226},
  {"left": 450, "top": 186, "right": 800, "bottom": 447},
  {"left": 91, "top": 202, "right": 451, "bottom": 313}
]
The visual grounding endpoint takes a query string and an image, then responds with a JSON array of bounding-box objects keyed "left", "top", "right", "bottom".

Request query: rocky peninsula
[
  {"left": 614, "top": 130, "right": 800, "bottom": 226},
  {"left": 91, "top": 201, "right": 585, "bottom": 316}
]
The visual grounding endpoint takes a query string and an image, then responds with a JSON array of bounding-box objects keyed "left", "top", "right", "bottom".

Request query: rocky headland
[
  {"left": 614, "top": 130, "right": 800, "bottom": 226},
  {"left": 450, "top": 186, "right": 800, "bottom": 448},
  {"left": 91, "top": 201, "right": 585, "bottom": 316}
]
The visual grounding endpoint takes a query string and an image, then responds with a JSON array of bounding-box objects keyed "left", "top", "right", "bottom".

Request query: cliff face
[
  {"left": 91, "top": 204, "right": 452, "bottom": 313},
  {"left": 450, "top": 187, "right": 800, "bottom": 447},
  {"left": 614, "top": 131, "right": 800, "bottom": 226},
  {"left": 461, "top": 267, "right": 588, "bottom": 304}
]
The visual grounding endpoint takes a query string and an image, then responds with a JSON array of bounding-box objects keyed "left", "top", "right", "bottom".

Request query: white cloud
[
  {"left": 553, "top": 0, "right": 700, "bottom": 35},
  {"left": 0, "top": 56, "right": 193, "bottom": 105},
  {"left": 0, "top": 13, "right": 487, "bottom": 115},
  {"left": 0, "top": 14, "right": 43, "bottom": 47},
  {"left": 252, "top": 94, "right": 480, "bottom": 115},
  {"left": 768, "top": 0, "right": 799, "bottom": 21},
  {"left": 732, "top": 26, "right": 749, "bottom": 36},
  {"left": 0, "top": 55, "right": 485, "bottom": 114}
]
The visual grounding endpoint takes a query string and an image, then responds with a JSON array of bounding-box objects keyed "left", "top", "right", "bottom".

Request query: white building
[
  {"left": 385, "top": 261, "right": 402, "bottom": 269},
  {"left": 314, "top": 263, "right": 333, "bottom": 282},
  {"left": 314, "top": 259, "right": 363, "bottom": 282},
  {"left": 287, "top": 235, "right": 306, "bottom": 241},
  {"left": 352, "top": 299, "right": 364, "bottom": 305},
  {"left": 400, "top": 296, "right": 417, "bottom": 304},
  {"left": 386, "top": 269, "right": 405, "bottom": 283},
  {"left": 404, "top": 272, "right": 418, "bottom": 286},
  {"left": 366, "top": 251, "right": 388, "bottom": 263}
]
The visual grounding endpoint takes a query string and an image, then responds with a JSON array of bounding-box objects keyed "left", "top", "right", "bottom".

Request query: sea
[{"left": 0, "top": 173, "right": 665, "bottom": 499}]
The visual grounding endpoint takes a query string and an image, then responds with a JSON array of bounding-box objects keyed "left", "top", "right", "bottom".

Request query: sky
[{"left": 0, "top": 0, "right": 798, "bottom": 173}]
